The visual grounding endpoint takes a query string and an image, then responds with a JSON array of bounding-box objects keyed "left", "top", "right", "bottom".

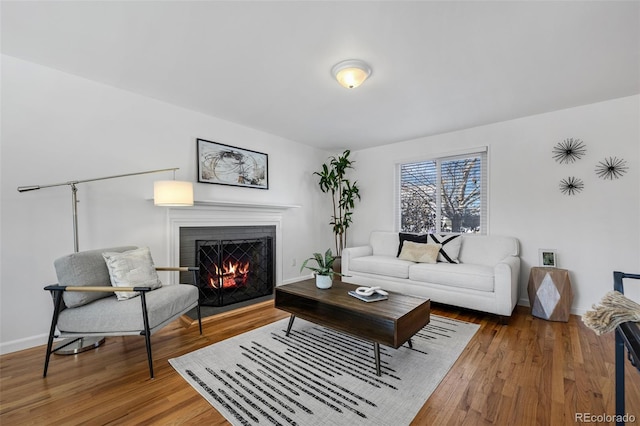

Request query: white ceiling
[{"left": 2, "top": 1, "right": 638, "bottom": 151}]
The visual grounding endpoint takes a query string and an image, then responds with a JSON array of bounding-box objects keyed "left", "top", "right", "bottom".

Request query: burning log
[{"left": 208, "top": 260, "right": 250, "bottom": 289}]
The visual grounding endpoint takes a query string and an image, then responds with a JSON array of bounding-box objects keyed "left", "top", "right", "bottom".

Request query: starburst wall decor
[
  {"left": 552, "top": 138, "right": 587, "bottom": 164},
  {"left": 595, "top": 156, "right": 628, "bottom": 180},
  {"left": 559, "top": 176, "right": 584, "bottom": 196}
]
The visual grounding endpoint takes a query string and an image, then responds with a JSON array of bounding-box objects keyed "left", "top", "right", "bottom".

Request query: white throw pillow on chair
[{"left": 102, "top": 247, "right": 162, "bottom": 300}]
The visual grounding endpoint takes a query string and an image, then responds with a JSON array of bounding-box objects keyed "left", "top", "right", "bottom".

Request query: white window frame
[{"left": 396, "top": 147, "right": 489, "bottom": 235}]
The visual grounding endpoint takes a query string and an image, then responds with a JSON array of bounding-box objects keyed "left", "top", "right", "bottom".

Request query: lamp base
[{"left": 54, "top": 337, "right": 106, "bottom": 355}]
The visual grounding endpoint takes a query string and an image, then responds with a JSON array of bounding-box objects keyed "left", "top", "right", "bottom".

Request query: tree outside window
[{"left": 400, "top": 152, "right": 485, "bottom": 234}]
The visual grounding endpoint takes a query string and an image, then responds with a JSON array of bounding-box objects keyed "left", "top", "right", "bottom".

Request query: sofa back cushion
[
  {"left": 368, "top": 231, "right": 519, "bottom": 267},
  {"left": 370, "top": 231, "right": 403, "bottom": 257},
  {"left": 458, "top": 235, "right": 519, "bottom": 266},
  {"left": 54, "top": 246, "right": 138, "bottom": 308}
]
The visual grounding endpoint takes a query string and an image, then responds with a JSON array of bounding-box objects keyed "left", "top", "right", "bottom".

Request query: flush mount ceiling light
[{"left": 331, "top": 59, "right": 372, "bottom": 89}]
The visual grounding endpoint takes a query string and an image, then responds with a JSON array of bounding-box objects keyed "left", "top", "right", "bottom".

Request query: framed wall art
[
  {"left": 538, "top": 249, "right": 557, "bottom": 268},
  {"left": 197, "top": 138, "right": 269, "bottom": 189}
]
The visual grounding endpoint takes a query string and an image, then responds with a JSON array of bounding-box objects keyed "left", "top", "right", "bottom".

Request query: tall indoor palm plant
[{"left": 315, "top": 150, "right": 361, "bottom": 256}]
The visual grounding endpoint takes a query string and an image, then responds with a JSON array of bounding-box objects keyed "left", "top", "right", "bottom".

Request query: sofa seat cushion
[
  {"left": 409, "top": 263, "right": 495, "bottom": 292},
  {"left": 57, "top": 284, "right": 198, "bottom": 333},
  {"left": 349, "top": 255, "right": 414, "bottom": 279}
]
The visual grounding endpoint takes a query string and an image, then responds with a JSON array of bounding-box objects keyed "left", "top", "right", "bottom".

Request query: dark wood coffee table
[{"left": 274, "top": 279, "right": 431, "bottom": 376}]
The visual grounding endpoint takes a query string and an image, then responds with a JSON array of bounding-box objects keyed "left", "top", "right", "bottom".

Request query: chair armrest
[
  {"left": 618, "top": 322, "right": 640, "bottom": 371},
  {"left": 342, "top": 245, "right": 373, "bottom": 275},
  {"left": 343, "top": 245, "right": 373, "bottom": 259},
  {"left": 156, "top": 266, "right": 199, "bottom": 287},
  {"left": 493, "top": 255, "right": 521, "bottom": 316},
  {"left": 156, "top": 266, "right": 198, "bottom": 272},
  {"left": 613, "top": 271, "right": 640, "bottom": 373},
  {"left": 494, "top": 255, "right": 520, "bottom": 286},
  {"left": 44, "top": 285, "right": 152, "bottom": 293},
  {"left": 614, "top": 271, "right": 640, "bottom": 293}
]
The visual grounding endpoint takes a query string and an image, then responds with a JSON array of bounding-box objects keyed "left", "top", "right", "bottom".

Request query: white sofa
[{"left": 342, "top": 231, "right": 521, "bottom": 318}]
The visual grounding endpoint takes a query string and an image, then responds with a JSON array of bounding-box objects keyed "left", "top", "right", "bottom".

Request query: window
[{"left": 398, "top": 148, "right": 487, "bottom": 234}]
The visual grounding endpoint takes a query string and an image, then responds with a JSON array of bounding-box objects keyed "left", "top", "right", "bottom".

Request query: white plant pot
[{"left": 315, "top": 274, "right": 333, "bottom": 289}]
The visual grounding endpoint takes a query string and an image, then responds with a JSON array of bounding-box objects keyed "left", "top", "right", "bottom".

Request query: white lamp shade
[{"left": 154, "top": 180, "right": 194, "bottom": 206}]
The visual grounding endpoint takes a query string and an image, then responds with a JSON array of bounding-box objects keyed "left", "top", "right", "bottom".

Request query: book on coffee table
[{"left": 348, "top": 290, "right": 388, "bottom": 303}]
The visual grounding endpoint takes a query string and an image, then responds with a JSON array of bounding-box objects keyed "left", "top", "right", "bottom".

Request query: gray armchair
[
  {"left": 614, "top": 271, "right": 640, "bottom": 425},
  {"left": 43, "top": 246, "right": 202, "bottom": 379}
]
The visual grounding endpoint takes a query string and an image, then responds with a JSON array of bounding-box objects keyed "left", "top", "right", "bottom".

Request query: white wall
[
  {"left": 2, "top": 54, "right": 638, "bottom": 354},
  {"left": 349, "top": 95, "right": 640, "bottom": 315},
  {"left": 0, "top": 55, "right": 334, "bottom": 353}
]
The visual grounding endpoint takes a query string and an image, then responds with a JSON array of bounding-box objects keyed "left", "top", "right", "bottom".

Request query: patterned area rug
[{"left": 169, "top": 315, "right": 479, "bottom": 425}]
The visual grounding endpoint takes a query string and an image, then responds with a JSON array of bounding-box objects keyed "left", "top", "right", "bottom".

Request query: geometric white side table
[{"left": 527, "top": 267, "right": 573, "bottom": 322}]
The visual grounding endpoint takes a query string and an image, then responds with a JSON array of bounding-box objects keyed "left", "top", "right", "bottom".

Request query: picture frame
[
  {"left": 197, "top": 138, "right": 269, "bottom": 189},
  {"left": 538, "top": 249, "right": 557, "bottom": 267}
]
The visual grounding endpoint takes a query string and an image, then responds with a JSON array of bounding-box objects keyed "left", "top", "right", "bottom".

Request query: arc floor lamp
[{"left": 17, "top": 167, "right": 194, "bottom": 353}]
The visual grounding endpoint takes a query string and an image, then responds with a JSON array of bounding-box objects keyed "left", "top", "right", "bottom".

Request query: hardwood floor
[{"left": 1, "top": 304, "right": 638, "bottom": 425}]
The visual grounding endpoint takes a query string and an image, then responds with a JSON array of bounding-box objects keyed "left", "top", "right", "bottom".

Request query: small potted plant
[{"left": 300, "top": 249, "right": 342, "bottom": 289}]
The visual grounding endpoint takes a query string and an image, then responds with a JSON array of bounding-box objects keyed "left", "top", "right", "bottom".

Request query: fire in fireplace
[
  {"left": 196, "top": 237, "right": 273, "bottom": 307},
  {"left": 209, "top": 260, "right": 250, "bottom": 289}
]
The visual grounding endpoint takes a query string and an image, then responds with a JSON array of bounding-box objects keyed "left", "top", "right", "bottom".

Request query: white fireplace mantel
[
  {"left": 192, "top": 200, "right": 301, "bottom": 210},
  {"left": 165, "top": 200, "right": 299, "bottom": 285}
]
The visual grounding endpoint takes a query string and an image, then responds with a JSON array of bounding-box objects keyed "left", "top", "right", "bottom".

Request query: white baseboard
[
  {"left": 280, "top": 275, "right": 313, "bottom": 285},
  {"left": 518, "top": 297, "right": 531, "bottom": 308},
  {"left": 518, "top": 297, "right": 587, "bottom": 317},
  {"left": 0, "top": 333, "right": 49, "bottom": 355}
]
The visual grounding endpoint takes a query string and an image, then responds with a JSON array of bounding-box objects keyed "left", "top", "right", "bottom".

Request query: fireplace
[
  {"left": 196, "top": 237, "right": 273, "bottom": 306},
  {"left": 179, "top": 226, "right": 276, "bottom": 307}
]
